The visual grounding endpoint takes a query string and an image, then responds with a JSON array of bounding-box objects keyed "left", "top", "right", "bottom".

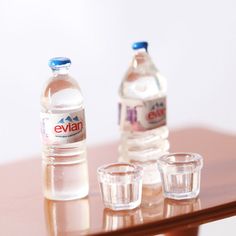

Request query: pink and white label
[
  {"left": 40, "top": 110, "right": 86, "bottom": 145},
  {"left": 119, "top": 97, "right": 167, "bottom": 132}
]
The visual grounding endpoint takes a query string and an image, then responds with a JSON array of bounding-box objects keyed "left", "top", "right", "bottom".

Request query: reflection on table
[
  {"left": 141, "top": 184, "right": 164, "bottom": 221},
  {"left": 44, "top": 198, "right": 90, "bottom": 236},
  {"left": 164, "top": 198, "right": 201, "bottom": 218},
  {"left": 102, "top": 184, "right": 202, "bottom": 234},
  {"left": 103, "top": 207, "right": 143, "bottom": 231}
]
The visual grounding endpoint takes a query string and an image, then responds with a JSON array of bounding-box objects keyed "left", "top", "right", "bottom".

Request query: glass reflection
[
  {"left": 103, "top": 207, "right": 143, "bottom": 231},
  {"left": 44, "top": 197, "right": 90, "bottom": 236},
  {"left": 141, "top": 184, "right": 164, "bottom": 221},
  {"left": 163, "top": 198, "right": 201, "bottom": 218}
]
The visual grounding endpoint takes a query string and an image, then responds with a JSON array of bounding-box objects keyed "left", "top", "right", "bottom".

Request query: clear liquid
[
  {"left": 100, "top": 181, "right": 142, "bottom": 211},
  {"left": 119, "top": 125, "right": 169, "bottom": 159},
  {"left": 41, "top": 71, "right": 89, "bottom": 200},
  {"left": 43, "top": 145, "right": 89, "bottom": 200},
  {"left": 119, "top": 50, "right": 169, "bottom": 184},
  {"left": 161, "top": 171, "right": 201, "bottom": 200},
  {"left": 130, "top": 159, "right": 162, "bottom": 185}
]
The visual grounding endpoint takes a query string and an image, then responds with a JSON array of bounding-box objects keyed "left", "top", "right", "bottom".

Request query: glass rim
[
  {"left": 97, "top": 162, "right": 143, "bottom": 177},
  {"left": 157, "top": 152, "right": 203, "bottom": 168}
]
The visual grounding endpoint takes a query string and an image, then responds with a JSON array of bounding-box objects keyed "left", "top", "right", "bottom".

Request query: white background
[
  {"left": 199, "top": 216, "right": 236, "bottom": 236},
  {"left": 0, "top": 0, "right": 236, "bottom": 164}
]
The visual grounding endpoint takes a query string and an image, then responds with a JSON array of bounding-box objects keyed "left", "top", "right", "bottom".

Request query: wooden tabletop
[{"left": 1, "top": 127, "right": 236, "bottom": 235}]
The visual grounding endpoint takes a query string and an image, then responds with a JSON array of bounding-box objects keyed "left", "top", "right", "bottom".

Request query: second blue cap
[
  {"left": 48, "top": 57, "right": 71, "bottom": 68},
  {"left": 132, "top": 41, "right": 148, "bottom": 51}
]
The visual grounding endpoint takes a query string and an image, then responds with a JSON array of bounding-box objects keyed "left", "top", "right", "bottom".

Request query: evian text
[
  {"left": 147, "top": 108, "right": 165, "bottom": 121},
  {"left": 54, "top": 122, "right": 83, "bottom": 133}
]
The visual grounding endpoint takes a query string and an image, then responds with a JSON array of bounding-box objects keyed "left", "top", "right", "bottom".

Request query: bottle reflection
[
  {"left": 163, "top": 198, "right": 201, "bottom": 218},
  {"left": 141, "top": 184, "right": 164, "bottom": 221},
  {"left": 103, "top": 208, "right": 143, "bottom": 231},
  {"left": 44, "top": 197, "right": 90, "bottom": 236}
]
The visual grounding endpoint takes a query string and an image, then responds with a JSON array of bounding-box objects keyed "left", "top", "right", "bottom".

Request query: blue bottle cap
[
  {"left": 48, "top": 57, "right": 71, "bottom": 68},
  {"left": 132, "top": 41, "right": 148, "bottom": 51}
]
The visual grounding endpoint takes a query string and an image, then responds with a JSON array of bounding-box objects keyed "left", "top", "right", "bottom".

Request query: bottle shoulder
[
  {"left": 119, "top": 52, "right": 167, "bottom": 100},
  {"left": 42, "top": 75, "right": 80, "bottom": 97},
  {"left": 41, "top": 75, "right": 84, "bottom": 112},
  {"left": 119, "top": 72, "right": 166, "bottom": 100}
]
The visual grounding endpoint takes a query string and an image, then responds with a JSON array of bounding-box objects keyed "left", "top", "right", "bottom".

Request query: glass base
[
  {"left": 104, "top": 198, "right": 141, "bottom": 211},
  {"left": 163, "top": 191, "right": 199, "bottom": 200}
]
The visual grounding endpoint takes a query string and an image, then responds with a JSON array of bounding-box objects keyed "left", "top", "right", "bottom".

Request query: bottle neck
[
  {"left": 132, "top": 49, "right": 149, "bottom": 68},
  {"left": 134, "top": 48, "right": 148, "bottom": 54},
  {"left": 51, "top": 66, "right": 70, "bottom": 76}
]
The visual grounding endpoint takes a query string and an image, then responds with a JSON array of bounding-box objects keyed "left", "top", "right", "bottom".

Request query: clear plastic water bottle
[
  {"left": 40, "top": 57, "right": 89, "bottom": 200},
  {"left": 118, "top": 42, "right": 169, "bottom": 185}
]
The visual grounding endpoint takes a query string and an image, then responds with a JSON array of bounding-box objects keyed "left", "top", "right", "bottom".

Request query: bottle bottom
[
  {"left": 43, "top": 154, "right": 89, "bottom": 201},
  {"left": 118, "top": 156, "right": 168, "bottom": 186},
  {"left": 119, "top": 127, "right": 170, "bottom": 185}
]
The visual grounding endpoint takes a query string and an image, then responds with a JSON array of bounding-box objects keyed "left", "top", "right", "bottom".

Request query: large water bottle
[
  {"left": 118, "top": 42, "right": 169, "bottom": 185},
  {"left": 40, "top": 57, "right": 89, "bottom": 200}
]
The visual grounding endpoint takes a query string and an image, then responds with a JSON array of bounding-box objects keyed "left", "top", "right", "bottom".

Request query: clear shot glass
[
  {"left": 157, "top": 153, "right": 203, "bottom": 200},
  {"left": 97, "top": 163, "right": 143, "bottom": 211}
]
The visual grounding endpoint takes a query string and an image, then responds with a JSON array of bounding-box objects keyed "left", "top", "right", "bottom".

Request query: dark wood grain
[{"left": 0, "top": 127, "right": 236, "bottom": 235}]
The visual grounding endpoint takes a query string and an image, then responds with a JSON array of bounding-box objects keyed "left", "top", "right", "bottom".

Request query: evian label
[
  {"left": 119, "top": 97, "right": 166, "bottom": 132},
  {"left": 40, "top": 110, "right": 86, "bottom": 145}
]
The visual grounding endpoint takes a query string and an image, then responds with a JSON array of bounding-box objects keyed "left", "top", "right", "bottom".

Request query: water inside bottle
[
  {"left": 41, "top": 58, "right": 89, "bottom": 200},
  {"left": 43, "top": 150, "right": 89, "bottom": 200}
]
